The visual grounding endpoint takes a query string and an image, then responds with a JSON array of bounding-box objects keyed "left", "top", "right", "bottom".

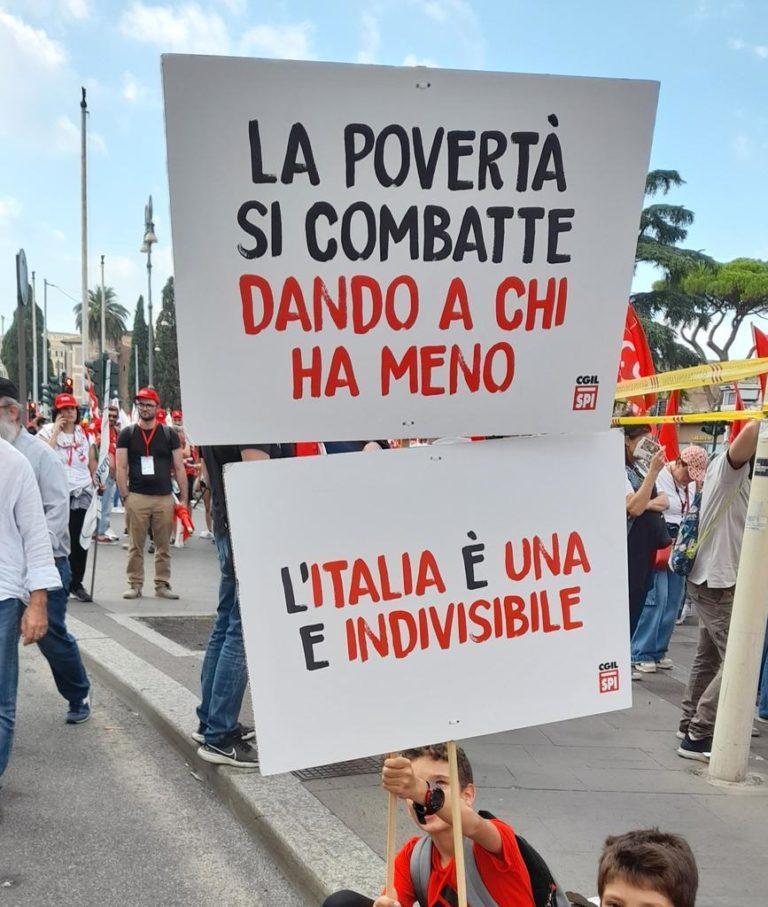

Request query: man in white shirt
[
  {"left": 0, "top": 436, "right": 62, "bottom": 779},
  {"left": 678, "top": 420, "right": 760, "bottom": 762},
  {"left": 0, "top": 379, "right": 91, "bottom": 724}
]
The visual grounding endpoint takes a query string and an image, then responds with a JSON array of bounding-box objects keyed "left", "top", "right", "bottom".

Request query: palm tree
[{"left": 73, "top": 286, "right": 130, "bottom": 352}]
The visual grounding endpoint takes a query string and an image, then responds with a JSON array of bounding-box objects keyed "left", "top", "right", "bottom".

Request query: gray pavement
[
  {"left": 0, "top": 646, "right": 305, "bottom": 907},
  {"left": 60, "top": 514, "right": 768, "bottom": 903}
]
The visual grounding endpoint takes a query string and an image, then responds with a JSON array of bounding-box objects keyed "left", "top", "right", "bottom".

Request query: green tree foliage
[
  {"left": 153, "top": 277, "right": 181, "bottom": 411},
  {"left": 73, "top": 286, "right": 130, "bottom": 352},
  {"left": 1, "top": 296, "right": 54, "bottom": 398},
  {"left": 632, "top": 170, "right": 714, "bottom": 370},
  {"left": 129, "top": 296, "right": 149, "bottom": 394}
]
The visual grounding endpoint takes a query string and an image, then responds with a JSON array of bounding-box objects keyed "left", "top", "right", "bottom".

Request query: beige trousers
[{"left": 126, "top": 493, "right": 175, "bottom": 591}]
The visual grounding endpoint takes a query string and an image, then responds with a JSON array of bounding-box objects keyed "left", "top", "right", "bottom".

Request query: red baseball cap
[
  {"left": 171, "top": 410, "right": 182, "bottom": 420},
  {"left": 54, "top": 393, "right": 78, "bottom": 409},
  {"left": 135, "top": 387, "right": 160, "bottom": 404}
]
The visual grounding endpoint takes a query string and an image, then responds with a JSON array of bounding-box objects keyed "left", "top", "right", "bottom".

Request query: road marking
[{"left": 107, "top": 613, "right": 199, "bottom": 657}]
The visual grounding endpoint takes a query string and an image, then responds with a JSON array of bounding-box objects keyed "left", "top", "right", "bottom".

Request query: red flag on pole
[
  {"left": 752, "top": 324, "right": 768, "bottom": 400},
  {"left": 728, "top": 383, "right": 744, "bottom": 444},
  {"left": 658, "top": 391, "right": 681, "bottom": 461},
  {"left": 618, "top": 303, "right": 657, "bottom": 413}
]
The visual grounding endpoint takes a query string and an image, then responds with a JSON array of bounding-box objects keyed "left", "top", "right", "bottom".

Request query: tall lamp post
[{"left": 141, "top": 196, "right": 158, "bottom": 387}]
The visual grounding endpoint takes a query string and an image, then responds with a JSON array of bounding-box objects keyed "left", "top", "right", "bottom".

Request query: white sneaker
[
  {"left": 632, "top": 670, "right": 643, "bottom": 681},
  {"left": 657, "top": 657, "right": 674, "bottom": 670},
  {"left": 676, "top": 604, "right": 693, "bottom": 625},
  {"left": 113, "top": 505, "right": 125, "bottom": 514},
  {"left": 105, "top": 529, "right": 119, "bottom": 541},
  {"left": 199, "top": 530, "right": 213, "bottom": 539},
  {"left": 635, "top": 661, "right": 657, "bottom": 674}
]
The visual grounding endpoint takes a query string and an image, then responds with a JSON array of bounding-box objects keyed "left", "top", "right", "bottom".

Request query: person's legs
[
  {"left": 126, "top": 493, "right": 151, "bottom": 590},
  {"left": 687, "top": 585, "right": 734, "bottom": 740},
  {"left": 631, "top": 571, "right": 662, "bottom": 664},
  {"left": 680, "top": 582, "right": 721, "bottom": 731},
  {"left": 36, "top": 559, "right": 90, "bottom": 708},
  {"left": 655, "top": 569, "right": 686, "bottom": 662},
  {"left": 322, "top": 892, "right": 374, "bottom": 907},
  {"left": 201, "top": 534, "right": 248, "bottom": 745},
  {"left": 150, "top": 494, "right": 175, "bottom": 591},
  {"left": 68, "top": 506, "right": 89, "bottom": 589},
  {"left": 0, "top": 599, "right": 23, "bottom": 778},
  {"left": 757, "top": 619, "right": 768, "bottom": 720},
  {"left": 97, "top": 475, "right": 116, "bottom": 536}
]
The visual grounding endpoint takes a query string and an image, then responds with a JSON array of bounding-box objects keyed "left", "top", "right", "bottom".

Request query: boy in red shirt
[{"left": 324, "top": 743, "right": 536, "bottom": 907}]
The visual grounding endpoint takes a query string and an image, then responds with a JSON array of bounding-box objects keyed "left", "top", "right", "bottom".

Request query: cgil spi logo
[
  {"left": 598, "top": 661, "right": 620, "bottom": 694},
  {"left": 573, "top": 375, "right": 599, "bottom": 411}
]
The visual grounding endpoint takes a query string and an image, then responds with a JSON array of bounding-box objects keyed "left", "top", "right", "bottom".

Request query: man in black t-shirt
[
  {"left": 193, "top": 442, "right": 293, "bottom": 768},
  {"left": 116, "top": 388, "right": 188, "bottom": 600}
]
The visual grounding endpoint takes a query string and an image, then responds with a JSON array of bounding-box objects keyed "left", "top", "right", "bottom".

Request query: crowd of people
[
  {"left": 623, "top": 418, "right": 766, "bottom": 762},
  {"left": 3, "top": 370, "right": 766, "bottom": 905}
]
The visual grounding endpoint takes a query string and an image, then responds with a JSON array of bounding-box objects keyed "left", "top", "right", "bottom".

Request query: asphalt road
[{"left": 0, "top": 647, "right": 308, "bottom": 907}]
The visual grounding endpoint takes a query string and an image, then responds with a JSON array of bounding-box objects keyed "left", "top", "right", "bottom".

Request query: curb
[{"left": 69, "top": 616, "right": 385, "bottom": 903}]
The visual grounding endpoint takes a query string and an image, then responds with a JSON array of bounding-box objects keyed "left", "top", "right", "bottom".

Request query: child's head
[
  {"left": 400, "top": 744, "right": 475, "bottom": 833},
  {"left": 598, "top": 829, "right": 698, "bottom": 907}
]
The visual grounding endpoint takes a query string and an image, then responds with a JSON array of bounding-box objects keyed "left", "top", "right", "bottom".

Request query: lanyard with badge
[{"left": 140, "top": 426, "right": 157, "bottom": 476}]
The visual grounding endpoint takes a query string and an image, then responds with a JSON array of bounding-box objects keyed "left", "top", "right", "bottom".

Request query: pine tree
[
  {"left": 129, "top": 296, "right": 149, "bottom": 395},
  {"left": 153, "top": 277, "right": 182, "bottom": 411},
  {"left": 1, "top": 296, "right": 53, "bottom": 398}
]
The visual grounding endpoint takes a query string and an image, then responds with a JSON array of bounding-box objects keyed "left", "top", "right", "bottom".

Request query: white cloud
[
  {"left": 120, "top": 2, "right": 230, "bottom": 54},
  {"left": 403, "top": 53, "right": 438, "bottom": 67},
  {"left": 53, "top": 115, "right": 106, "bottom": 155},
  {"left": 356, "top": 10, "right": 380, "bottom": 64},
  {"left": 122, "top": 71, "right": 139, "bottom": 102},
  {"left": 0, "top": 9, "right": 67, "bottom": 65},
  {"left": 104, "top": 255, "right": 139, "bottom": 281},
  {"left": 728, "top": 36, "right": 768, "bottom": 59},
  {"left": 420, "top": 0, "right": 449, "bottom": 22},
  {"left": 240, "top": 22, "right": 314, "bottom": 59},
  {"left": 0, "top": 196, "right": 22, "bottom": 227},
  {"left": 215, "top": 0, "right": 247, "bottom": 13},
  {"left": 61, "top": 0, "right": 89, "bottom": 19},
  {"left": 412, "top": 0, "right": 484, "bottom": 66},
  {"left": 732, "top": 132, "right": 753, "bottom": 160}
]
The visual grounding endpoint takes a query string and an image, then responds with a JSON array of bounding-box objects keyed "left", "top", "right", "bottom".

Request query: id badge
[{"left": 140, "top": 456, "right": 155, "bottom": 476}]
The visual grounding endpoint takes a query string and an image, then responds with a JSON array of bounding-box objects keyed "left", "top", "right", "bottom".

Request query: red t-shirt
[{"left": 393, "top": 819, "right": 535, "bottom": 907}]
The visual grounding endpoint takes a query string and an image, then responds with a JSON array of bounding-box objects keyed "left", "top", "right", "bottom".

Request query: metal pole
[
  {"left": 100, "top": 254, "right": 106, "bottom": 361},
  {"left": 80, "top": 86, "right": 88, "bottom": 401},
  {"left": 134, "top": 343, "right": 139, "bottom": 396},
  {"left": 709, "top": 421, "right": 768, "bottom": 783},
  {"left": 31, "top": 271, "right": 38, "bottom": 403},
  {"left": 147, "top": 245, "right": 154, "bottom": 387},
  {"left": 42, "top": 280, "right": 48, "bottom": 395},
  {"left": 16, "top": 253, "right": 27, "bottom": 408}
]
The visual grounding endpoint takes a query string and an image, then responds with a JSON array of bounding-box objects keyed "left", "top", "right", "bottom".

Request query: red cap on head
[
  {"left": 135, "top": 387, "right": 160, "bottom": 405},
  {"left": 171, "top": 410, "right": 182, "bottom": 420},
  {"left": 54, "top": 393, "right": 78, "bottom": 409},
  {"left": 157, "top": 408, "right": 167, "bottom": 424}
]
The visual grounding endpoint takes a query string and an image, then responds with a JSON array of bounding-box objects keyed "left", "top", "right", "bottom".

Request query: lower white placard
[{"left": 225, "top": 433, "right": 631, "bottom": 775}]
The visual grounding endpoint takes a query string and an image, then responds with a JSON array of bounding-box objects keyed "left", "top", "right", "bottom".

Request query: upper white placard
[
  {"left": 163, "top": 56, "right": 658, "bottom": 443},
  {"left": 225, "top": 433, "right": 631, "bottom": 775}
]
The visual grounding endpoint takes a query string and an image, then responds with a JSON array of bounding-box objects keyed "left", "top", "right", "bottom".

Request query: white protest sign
[
  {"left": 225, "top": 433, "right": 631, "bottom": 775},
  {"left": 163, "top": 56, "right": 658, "bottom": 444}
]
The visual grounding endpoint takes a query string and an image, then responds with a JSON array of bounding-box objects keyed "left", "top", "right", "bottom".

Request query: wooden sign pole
[
  {"left": 447, "top": 740, "right": 468, "bottom": 907},
  {"left": 385, "top": 754, "right": 398, "bottom": 899}
]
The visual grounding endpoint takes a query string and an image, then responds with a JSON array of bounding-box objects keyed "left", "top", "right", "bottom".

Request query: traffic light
[{"left": 42, "top": 384, "right": 52, "bottom": 407}]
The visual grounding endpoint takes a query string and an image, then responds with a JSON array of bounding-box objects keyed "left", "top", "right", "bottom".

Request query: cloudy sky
[{"left": 0, "top": 0, "right": 766, "bottom": 354}]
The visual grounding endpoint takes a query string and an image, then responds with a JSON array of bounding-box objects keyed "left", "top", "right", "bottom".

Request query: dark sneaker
[
  {"left": 66, "top": 698, "right": 91, "bottom": 724},
  {"left": 677, "top": 733, "right": 712, "bottom": 762},
  {"left": 677, "top": 722, "right": 689, "bottom": 741},
  {"left": 192, "top": 722, "right": 255, "bottom": 745},
  {"left": 197, "top": 737, "right": 259, "bottom": 768},
  {"left": 71, "top": 585, "right": 93, "bottom": 603}
]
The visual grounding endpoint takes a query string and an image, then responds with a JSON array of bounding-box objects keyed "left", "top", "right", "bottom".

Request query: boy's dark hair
[
  {"left": 400, "top": 744, "right": 473, "bottom": 789},
  {"left": 597, "top": 828, "right": 698, "bottom": 907}
]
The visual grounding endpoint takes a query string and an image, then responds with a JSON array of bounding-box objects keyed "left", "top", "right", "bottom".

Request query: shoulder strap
[{"left": 410, "top": 836, "right": 432, "bottom": 907}]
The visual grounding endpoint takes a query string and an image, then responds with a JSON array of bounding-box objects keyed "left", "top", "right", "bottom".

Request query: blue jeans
[
  {"left": 631, "top": 567, "right": 686, "bottom": 663},
  {"left": 97, "top": 474, "right": 116, "bottom": 535},
  {"left": 37, "top": 559, "right": 90, "bottom": 707},
  {"left": 758, "top": 620, "right": 768, "bottom": 720},
  {"left": 196, "top": 533, "right": 248, "bottom": 745},
  {"left": 0, "top": 598, "right": 23, "bottom": 778}
]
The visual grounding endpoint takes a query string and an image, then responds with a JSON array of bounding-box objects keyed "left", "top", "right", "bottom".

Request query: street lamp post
[
  {"left": 43, "top": 279, "right": 49, "bottom": 396},
  {"left": 141, "top": 196, "right": 158, "bottom": 388}
]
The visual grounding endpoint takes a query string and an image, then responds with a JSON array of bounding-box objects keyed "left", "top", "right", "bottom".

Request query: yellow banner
[
  {"left": 614, "top": 358, "right": 768, "bottom": 399},
  {"left": 612, "top": 408, "right": 767, "bottom": 426}
]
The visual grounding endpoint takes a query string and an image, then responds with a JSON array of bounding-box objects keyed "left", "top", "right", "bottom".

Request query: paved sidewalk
[{"left": 68, "top": 515, "right": 768, "bottom": 905}]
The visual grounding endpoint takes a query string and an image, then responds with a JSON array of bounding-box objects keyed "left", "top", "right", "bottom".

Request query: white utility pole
[
  {"left": 80, "top": 86, "right": 89, "bottom": 401},
  {"left": 31, "top": 271, "right": 38, "bottom": 403}
]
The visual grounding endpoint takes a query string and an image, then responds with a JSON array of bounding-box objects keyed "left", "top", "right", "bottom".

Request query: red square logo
[
  {"left": 573, "top": 385, "right": 599, "bottom": 411},
  {"left": 599, "top": 668, "right": 620, "bottom": 694}
]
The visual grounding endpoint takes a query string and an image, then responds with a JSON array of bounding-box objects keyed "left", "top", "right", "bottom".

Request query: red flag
[
  {"left": 618, "top": 303, "right": 657, "bottom": 413},
  {"left": 753, "top": 324, "right": 768, "bottom": 400},
  {"left": 728, "top": 384, "right": 744, "bottom": 444},
  {"left": 658, "top": 391, "right": 681, "bottom": 461}
]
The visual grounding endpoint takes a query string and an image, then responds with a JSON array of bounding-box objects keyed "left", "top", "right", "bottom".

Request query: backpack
[
  {"left": 670, "top": 478, "right": 745, "bottom": 577},
  {"left": 409, "top": 811, "right": 571, "bottom": 907}
]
